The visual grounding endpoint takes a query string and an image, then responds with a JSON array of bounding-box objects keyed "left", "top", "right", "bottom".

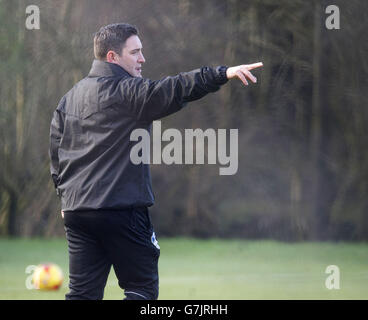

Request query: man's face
[{"left": 114, "top": 35, "right": 145, "bottom": 77}]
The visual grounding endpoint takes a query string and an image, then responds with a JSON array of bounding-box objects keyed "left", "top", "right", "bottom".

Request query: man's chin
[
  {"left": 135, "top": 69, "right": 142, "bottom": 77},
  {"left": 126, "top": 70, "right": 142, "bottom": 77},
  {"left": 130, "top": 70, "right": 142, "bottom": 77}
]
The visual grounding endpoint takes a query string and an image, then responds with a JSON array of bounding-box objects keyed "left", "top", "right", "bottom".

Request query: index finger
[{"left": 245, "top": 62, "right": 263, "bottom": 70}]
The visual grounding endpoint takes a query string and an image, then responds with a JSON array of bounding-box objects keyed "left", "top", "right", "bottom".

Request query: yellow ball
[{"left": 32, "top": 263, "right": 63, "bottom": 290}]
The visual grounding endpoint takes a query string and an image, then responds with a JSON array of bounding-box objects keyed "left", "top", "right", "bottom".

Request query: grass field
[{"left": 0, "top": 238, "right": 367, "bottom": 300}]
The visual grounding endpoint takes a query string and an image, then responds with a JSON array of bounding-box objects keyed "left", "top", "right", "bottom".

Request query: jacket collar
[{"left": 88, "top": 59, "right": 131, "bottom": 78}]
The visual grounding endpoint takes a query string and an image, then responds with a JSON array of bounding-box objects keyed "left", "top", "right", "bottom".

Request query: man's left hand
[{"left": 226, "top": 62, "right": 263, "bottom": 86}]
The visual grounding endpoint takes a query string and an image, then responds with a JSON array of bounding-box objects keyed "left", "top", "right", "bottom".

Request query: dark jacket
[{"left": 49, "top": 60, "right": 228, "bottom": 211}]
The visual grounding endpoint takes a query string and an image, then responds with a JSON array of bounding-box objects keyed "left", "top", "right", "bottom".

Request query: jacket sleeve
[
  {"left": 119, "top": 66, "right": 228, "bottom": 122},
  {"left": 49, "top": 107, "right": 65, "bottom": 196}
]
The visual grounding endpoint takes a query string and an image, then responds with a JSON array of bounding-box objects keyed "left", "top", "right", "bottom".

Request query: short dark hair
[{"left": 93, "top": 23, "right": 138, "bottom": 60}]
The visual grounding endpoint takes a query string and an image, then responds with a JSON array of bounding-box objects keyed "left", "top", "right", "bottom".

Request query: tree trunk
[{"left": 309, "top": 1, "right": 322, "bottom": 239}]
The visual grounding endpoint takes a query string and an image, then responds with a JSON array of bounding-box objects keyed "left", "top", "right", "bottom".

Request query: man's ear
[{"left": 106, "top": 50, "right": 117, "bottom": 63}]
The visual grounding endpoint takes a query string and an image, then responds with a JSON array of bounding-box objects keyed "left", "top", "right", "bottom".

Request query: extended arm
[
  {"left": 119, "top": 66, "right": 229, "bottom": 122},
  {"left": 119, "top": 62, "right": 263, "bottom": 122}
]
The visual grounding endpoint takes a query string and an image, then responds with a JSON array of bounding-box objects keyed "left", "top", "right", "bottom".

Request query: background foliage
[{"left": 0, "top": 0, "right": 367, "bottom": 240}]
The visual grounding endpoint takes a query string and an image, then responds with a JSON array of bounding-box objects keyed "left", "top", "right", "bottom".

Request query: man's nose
[{"left": 138, "top": 53, "right": 145, "bottom": 63}]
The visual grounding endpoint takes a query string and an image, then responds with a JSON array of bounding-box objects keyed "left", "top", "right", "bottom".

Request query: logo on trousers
[{"left": 151, "top": 232, "right": 160, "bottom": 249}]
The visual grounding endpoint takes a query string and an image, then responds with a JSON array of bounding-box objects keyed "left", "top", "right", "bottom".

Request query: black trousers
[{"left": 63, "top": 207, "right": 160, "bottom": 300}]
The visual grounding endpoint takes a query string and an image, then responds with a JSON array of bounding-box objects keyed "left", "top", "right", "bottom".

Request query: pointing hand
[{"left": 226, "top": 62, "right": 263, "bottom": 86}]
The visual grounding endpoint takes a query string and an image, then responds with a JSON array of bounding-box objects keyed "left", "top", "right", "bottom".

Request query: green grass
[{"left": 0, "top": 238, "right": 367, "bottom": 300}]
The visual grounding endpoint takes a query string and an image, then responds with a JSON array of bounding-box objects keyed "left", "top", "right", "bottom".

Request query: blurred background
[{"left": 0, "top": 0, "right": 367, "bottom": 241}]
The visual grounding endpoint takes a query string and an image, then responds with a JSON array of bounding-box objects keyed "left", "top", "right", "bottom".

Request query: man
[{"left": 49, "top": 23, "right": 262, "bottom": 300}]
